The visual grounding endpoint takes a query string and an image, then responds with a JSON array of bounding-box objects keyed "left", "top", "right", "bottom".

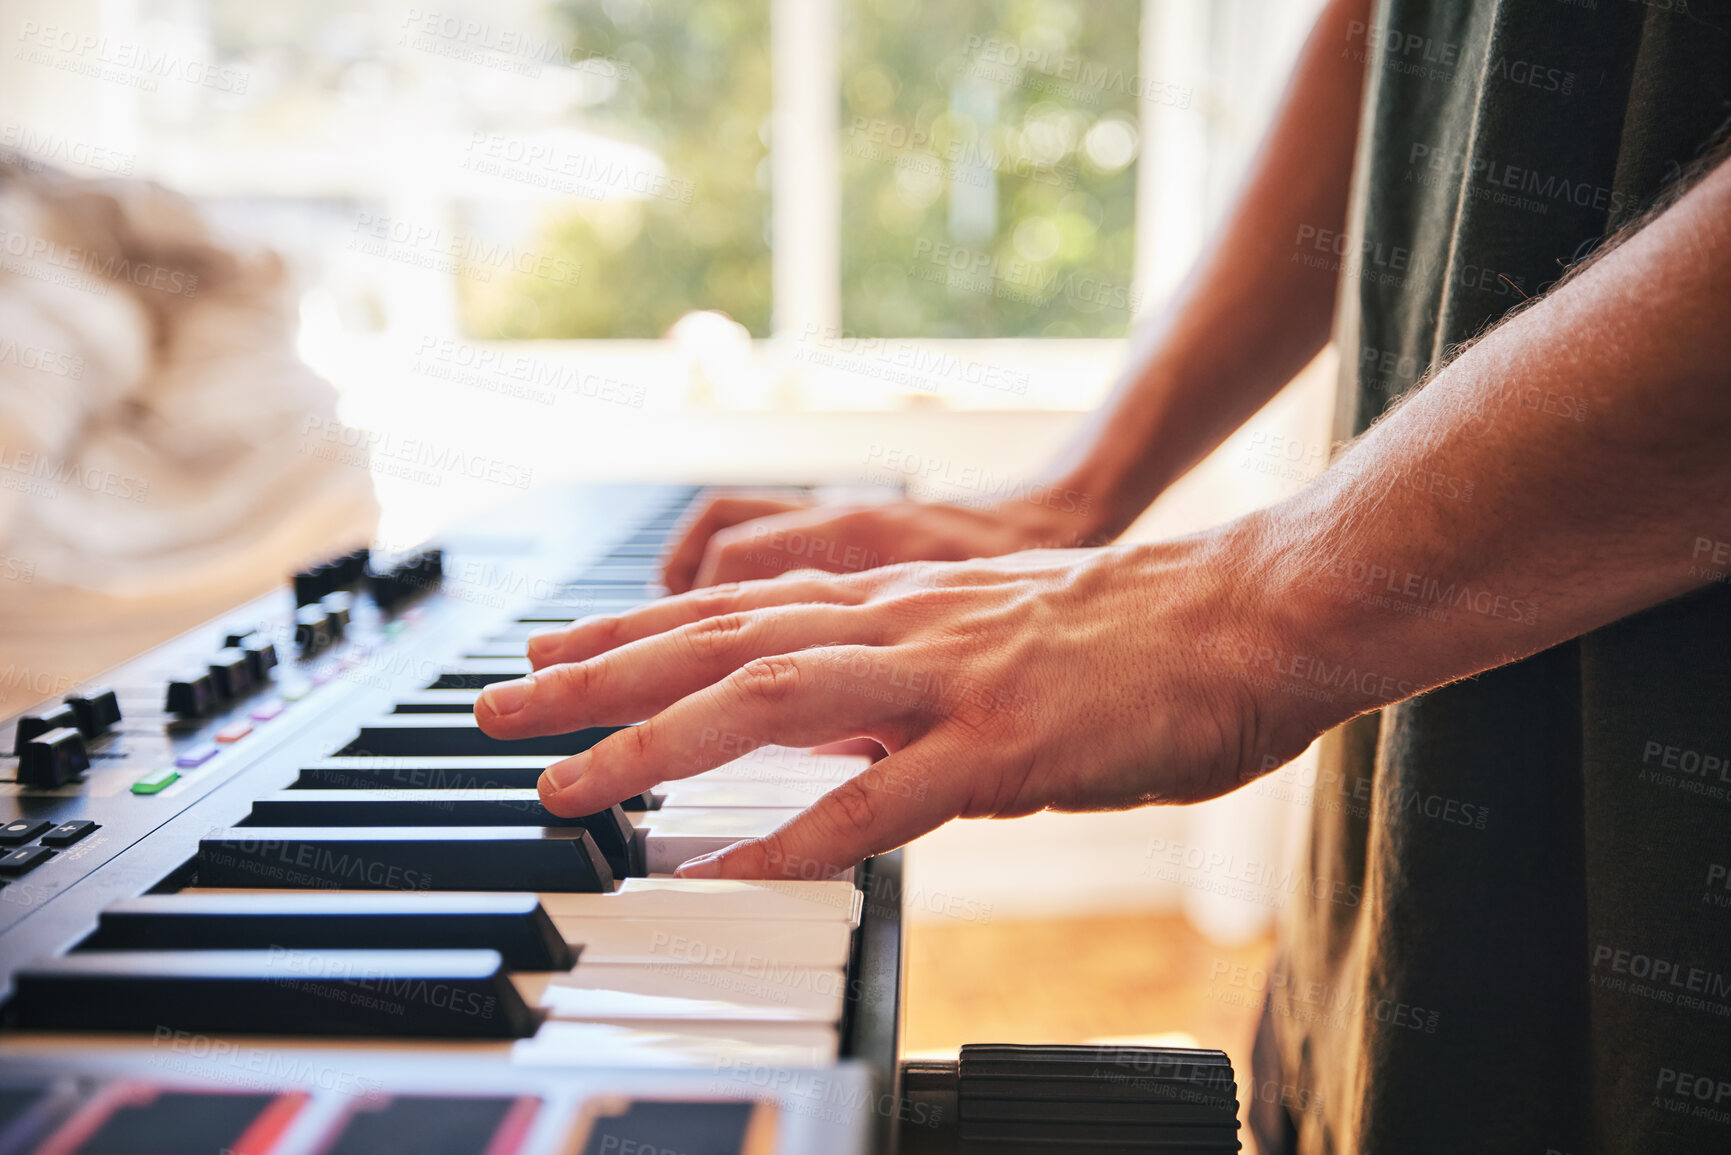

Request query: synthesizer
[{"left": 0, "top": 483, "right": 1245, "bottom": 1155}]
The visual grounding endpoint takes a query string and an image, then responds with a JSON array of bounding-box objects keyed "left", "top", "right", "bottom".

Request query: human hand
[
  {"left": 660, "top": 488, "right": 1102, "bottom": 594},
  {"left": 478, "top": 528, "right": 1332, "bottom": 879}
]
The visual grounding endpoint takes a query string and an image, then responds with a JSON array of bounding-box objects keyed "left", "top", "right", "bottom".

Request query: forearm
[
  {"left": 1237, "top": 154, "right": 1731, "bottom": 747},
  {"left": 1050, "top": 0, "right": 1373, "bottom": 539}
]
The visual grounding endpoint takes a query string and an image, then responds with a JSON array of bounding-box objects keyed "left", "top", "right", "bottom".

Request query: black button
[
  {"left": 40, "top": 820, "right": 98, "bottom": 847},
  {"left": 0, "top": 819, "right": 52, "bottom": 846},
  {"left": 13, "top": 704, "right": 77, "bottom": 754},
  {"left": 208, "top": 649, "right": 252, "bottom": 699},
  {"left": 19, "top": 728, "right": 89, "bottom": 789},
  {"left": 0, "top": 846, "right": 54, "bottom": 875},
  {"left": 166, "top": 672, "right": 216, "bottom": 717},
  {"left": 65, "top": 689, "right": 122, "bottom": 737}
]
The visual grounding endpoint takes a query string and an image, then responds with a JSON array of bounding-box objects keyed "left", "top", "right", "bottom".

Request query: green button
[{"left": 131, "top": 767, "right": 180, "bottom": 795}]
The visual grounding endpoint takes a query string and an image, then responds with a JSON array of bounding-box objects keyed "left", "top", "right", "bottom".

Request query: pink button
[
  {"left": 250, "top": 700, "right": 285, "bottom": 722},
  {"left": 214, "top": 722, "right": 252, "bottom": 743}
]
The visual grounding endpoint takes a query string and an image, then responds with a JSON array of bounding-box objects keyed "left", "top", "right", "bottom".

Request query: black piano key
[
  {"left": 7, "top": 949, "right": 540, "bottom": 1038},
  {"left": 392, "top": 691, "right": 482, "bottom": 714},
  {"left": 196, "top": 827, "right": 614, "bottom": 892},
  {"left": 339, "top": 718, "right": 624, "bottom": 758},
  {"left": 427, "top": 669, "right": 527, "bottom": 690},
  {"left": 619, "top": 791, "right": 661, "bottom": 811},
  {"left": 295, "top": 757, "right": 551, "bottom": 791},
  {"left": 82, "top": 892, "right": 573, "bottom": 969},
  {"left": 244, "top": 791, "right": 640, "bottom": 878}
]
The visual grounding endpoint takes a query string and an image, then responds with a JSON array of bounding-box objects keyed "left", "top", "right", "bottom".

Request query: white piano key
[
  {"left": 188, "top": 879, "right": 866, "bottom": 927},
  {"left": 656, "top": 778, "right": 834, "bottom": 809},
  {"left": 557, "top": 918, "right": 854, "bottom": 969},
  {"left": 693, "top": 747, "right": 869, "bottom": 785},
  {"left": 520, "top": 962, "right": 846, "bottom": 1022},
  {"left": 631, "top": 808, "right": 803, "bottom": 875},
  {"left": 536, "top": 879, "right": 863, "bottom": 927},
  {"left": 513, "top": 1019, "right": 837, "bottom": 1067}
]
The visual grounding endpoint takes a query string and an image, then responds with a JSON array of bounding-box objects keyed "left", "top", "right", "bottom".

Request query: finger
[
  {"left": 526, "top": 575, "right": 866, "bottom": 669},
  {"left": 479, "top": 603, "right": 883, "bottom": 738},
  {"left": 661, "top": 494, "right": 807, "bottom": 594},
  {"left": 811, "top": 737, "right": 888, "bottom": 761},
  {"left": 693, "top": 507, "right": 888, "bottom": 589},
  {"left": 534, "top": 647, "right": 935, "bottom": 817},
  {"left": 674, "top": 740, "right": 966, "bottom": 880}
]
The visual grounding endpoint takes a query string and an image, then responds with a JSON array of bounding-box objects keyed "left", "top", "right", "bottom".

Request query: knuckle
[
  {"left": 623, "top": 718, "right": 655, "bottom": 763},
  {"left": 690, "top": 585, "right": 746, "bottom": 618},
  {"left": 823, "top": 778, "right": 879, "bottom": 836},
  {"left": 753, "top": 830, "right": 790, "bottom": 874},
  {"left": 585, "top": 614, "right": 628, "bottom": 651},
  {"left": 544, "top": 659, "right": 596, "bottom": 701},
  {"left": 681, "top": 611, "right": 753, "bottom": 663},
  {"left": 735, "top": 654, "right": 805, "bottom": 704}
]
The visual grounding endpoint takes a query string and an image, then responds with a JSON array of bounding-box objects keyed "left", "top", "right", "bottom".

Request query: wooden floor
[{"left": 905, "top": 913, "right": 1276, "bottom": 1153}]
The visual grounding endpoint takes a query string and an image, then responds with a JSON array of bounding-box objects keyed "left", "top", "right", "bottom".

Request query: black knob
[
  {"left": 19, "top": 726, "right": 90, "bottom": 788},
  {"left": 241, "top": 638, "right": 278, "bottom": 681},
  {"left": 292, "top": 567, "right": 329, "bottom": 607},
  {"left": 13, "top": 704, "right": 77, "bottom": 754},
  {"left": 208, "top": 649, "right": 252, "bottom": 699},
  {"left": 166, "top": 673, "right": 216, "bottom": 717},
  {"left": 295, "top": 605, "right": 334, "bottom": 655},
  {"left": 319, "top": 591, "right": 352, "bottom": 634},
  {"left": 65, "top": 689, "right": 122, "bottom": 737},
  {"left": 949, "top": 1044, "right": 1241, "bottom": 1153},
  {"left": 336, "top": 547, "right": 370, "bottom": 586},
  {"left": 367, "top": 560, "right": 402, "bottom": 610}
]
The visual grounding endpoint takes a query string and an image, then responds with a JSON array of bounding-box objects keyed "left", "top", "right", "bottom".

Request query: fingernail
[
  {"left": 674, "top": 852, "right": 724, "bottom": 879},
  {"left": 480, "top": 676, "right": 534, "bottom": 717},
  {"left": 541, "top": 754, "right": 585, "bottom": 793},
  {"left": 525, "top": 629, "right": 563, "bottom": 662}
]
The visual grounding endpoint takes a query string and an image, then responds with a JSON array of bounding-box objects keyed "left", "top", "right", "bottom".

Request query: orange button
[{"left": 214, "top": 722, "right": 252, "bottom": 743}]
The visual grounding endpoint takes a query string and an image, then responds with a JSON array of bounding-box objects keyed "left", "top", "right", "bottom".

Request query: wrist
[
  {"left": 1195, "top": 507, "right": 1376, "bottom": 774},
  {"left": 995, "top": 478, "right": 1116, "bottom": 549}
]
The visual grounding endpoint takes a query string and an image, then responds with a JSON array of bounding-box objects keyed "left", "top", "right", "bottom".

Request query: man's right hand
[{"left": 659, "top": 490, "right": 1100, "bottom": 594}]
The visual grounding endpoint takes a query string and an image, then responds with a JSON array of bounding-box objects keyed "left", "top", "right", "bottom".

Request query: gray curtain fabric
[{"left": 1256, "top": 2, "right": 1731, "bottom": 1152}]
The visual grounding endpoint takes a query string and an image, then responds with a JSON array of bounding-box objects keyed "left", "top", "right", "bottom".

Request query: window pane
[
  {"left": 840, "top": 0, "right": 1145, "bottom": 338},
  {"left": 466, "top": 0, "right": 772, "bottom": 338}
]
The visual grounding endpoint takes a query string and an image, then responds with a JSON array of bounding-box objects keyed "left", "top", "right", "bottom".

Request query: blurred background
[{"left": 0, "top": 0, "right": 1331, "bottom": 1131}]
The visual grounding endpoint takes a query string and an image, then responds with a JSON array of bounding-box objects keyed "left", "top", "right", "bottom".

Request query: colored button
[
  {"left": 0, "top": 820, "right": 51, "bottom": 846},
  {"left": 249, "top": 700, "right": 284, "bottom": 722},
  {"left": 278, "top": 678, "right": 311, "bottom": 702},
  {"left": 131, "top": 767, "right": 180, "bottom": 795},
  {"left": 40, "top": 820, "right": 98, "bottom": 847},
  {"left": 175, "top": 744, "right": 218, "bottom": 769},
  {"left": 214, "top": 722, "right": 252, "bottom": 743},
  {"left": 0, "top": 846, "right": 53, "bottom": 875}
]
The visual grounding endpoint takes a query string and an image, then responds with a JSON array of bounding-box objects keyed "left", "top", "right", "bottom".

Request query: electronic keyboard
[{"left": 0, "top": 483, "right": 1244, "bottom": 1154}]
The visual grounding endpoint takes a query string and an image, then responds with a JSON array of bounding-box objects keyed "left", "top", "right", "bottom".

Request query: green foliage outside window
[{"left": 463, "top": 0, "right": 1141, "bottom": 340}]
